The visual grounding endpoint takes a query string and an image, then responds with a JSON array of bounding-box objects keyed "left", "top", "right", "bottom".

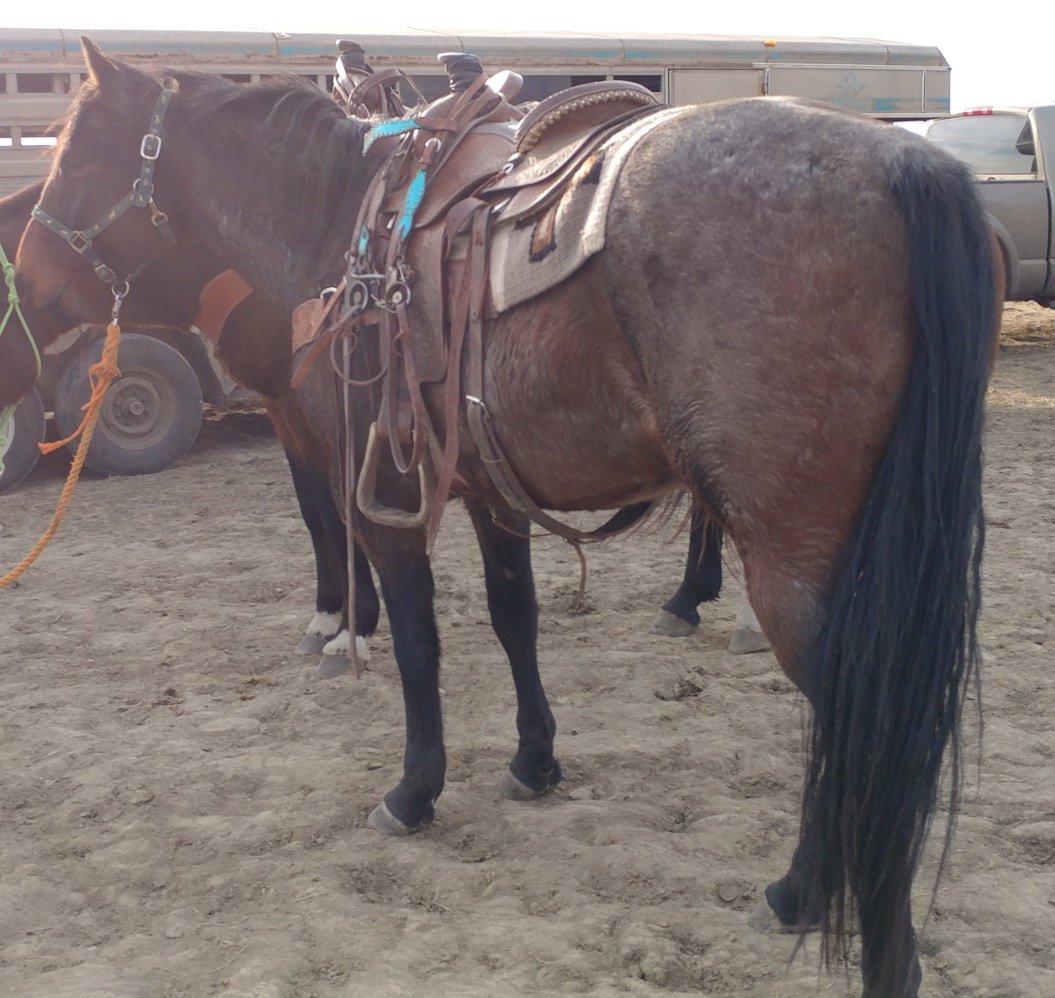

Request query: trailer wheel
[
  {"left": 0, "top": 389, "right": 46, "bottom": 493},
  {"left": 54, "top": 333, "right": 203, "bottom": 476}
]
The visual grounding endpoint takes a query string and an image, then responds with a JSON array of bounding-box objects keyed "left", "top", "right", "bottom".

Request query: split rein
[{"left": 0, "top": 83, "right": 177, "bottom": 589}]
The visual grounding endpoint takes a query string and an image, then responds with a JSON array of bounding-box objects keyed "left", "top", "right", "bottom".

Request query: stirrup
[{"left": 356, "top": 421, "right": 433, "bottom": 529}]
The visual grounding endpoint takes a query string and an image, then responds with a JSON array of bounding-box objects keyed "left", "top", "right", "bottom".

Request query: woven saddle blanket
[{"left": 487, "top": 105, "right": 684, "bottom": 314}]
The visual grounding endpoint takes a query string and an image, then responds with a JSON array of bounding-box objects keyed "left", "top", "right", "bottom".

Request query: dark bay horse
[
  {"left": 2, "top": 179, "right": 730, "bottom": 659},
  {"left": 13, "top": 45, "right": 1002, "bottom": 995},
  {"left": 0, "top": 181, "right": 380, "bottom": 662}
]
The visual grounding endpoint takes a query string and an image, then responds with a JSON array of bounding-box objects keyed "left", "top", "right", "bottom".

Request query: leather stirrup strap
[
  {"left": 461, "top": 208, "right": 654, "bottom": 545},
  {"left": 423, "top": 197, "right": 486, "bottom": 551}
]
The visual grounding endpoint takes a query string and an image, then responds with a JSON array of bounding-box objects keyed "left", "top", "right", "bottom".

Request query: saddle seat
[{"left": 482, "top": 81, "right": 659, "bottom": 225}]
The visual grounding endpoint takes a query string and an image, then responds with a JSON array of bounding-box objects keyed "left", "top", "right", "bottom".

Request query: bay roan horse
[
  {"left": 14, "top": 42, "right": 1001, "bottom": 995},
  {"left": 0, "top": 180, "right": 380, "bottom": 666}
]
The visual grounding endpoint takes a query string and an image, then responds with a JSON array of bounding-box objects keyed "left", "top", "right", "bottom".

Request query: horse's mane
[{"left": 169, "top": 71, "right": 374, "bottom": 282}]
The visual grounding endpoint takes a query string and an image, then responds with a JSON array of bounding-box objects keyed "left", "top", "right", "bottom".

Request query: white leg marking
[
  {"left": 306, "top": 610, "right": 342, "bottom": 637},
  {"left": 321, "top": 630, "right": 371, "bottom": 663}
]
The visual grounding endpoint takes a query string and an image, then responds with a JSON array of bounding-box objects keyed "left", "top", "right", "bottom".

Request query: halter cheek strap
[{"left": 31, "top": 84, "right": 178, "bottom": 287}]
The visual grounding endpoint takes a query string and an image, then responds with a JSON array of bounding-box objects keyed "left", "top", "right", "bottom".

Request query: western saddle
[{"left": 296, "top": 50, "right": 661, "bottom": 552}]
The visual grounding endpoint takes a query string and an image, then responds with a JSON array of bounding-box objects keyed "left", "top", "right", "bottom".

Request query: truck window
[{"left": 928, "top": 114, "right": 1037, "bottom": 176}]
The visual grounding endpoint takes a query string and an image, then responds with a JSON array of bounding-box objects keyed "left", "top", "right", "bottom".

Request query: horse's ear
[{"left": 81, "top": 37, "right": 121, "bottom": 88}]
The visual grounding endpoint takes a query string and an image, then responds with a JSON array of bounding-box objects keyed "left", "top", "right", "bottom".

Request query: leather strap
[
  {"left": 422, "top": 197, "right": 487, "bottom": 551},
  {"left": 461, "top": 203, "right": 653, "bottom": 545},
  {"left": 31, "top": 83, "right": 178, "bottom": 288},
  {"left": 290, "top": 283, "right": 347, "bottom": 389},
  {"left": 192, "top": 269, "right": 252, "bottom": 344}
]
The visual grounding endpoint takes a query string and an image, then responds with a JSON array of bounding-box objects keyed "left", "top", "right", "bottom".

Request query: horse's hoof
[
  {"left": 497, "top": 765, "right": 561, "bottom": 800},
  {"left": 367, "top": 800, "right": 417, "bottom": 837},
  {"left": 746, "top": 898, "right": 819, "bottom": 935},
  {"left": 297, "top": 632, "right": 331, "bottom": 655},
  {"left": 498, "top": 769, "right": 544, "bottom": 800},
  {"left": 650, "top": 609, "right": 699, "bottom": 638},
  {"left": 315, "top": 634, "right": 370, "bottom": 678},
  {"left": 728, "top": 627, "right": 770, "bottom": 655},
  {"left": 299, "top": 611, "right": 342, "bottom": 655}
]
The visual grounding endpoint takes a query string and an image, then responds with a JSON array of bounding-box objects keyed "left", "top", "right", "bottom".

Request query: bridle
[{"left": 30, "top": 81, "right": 178, "bottom": 312}]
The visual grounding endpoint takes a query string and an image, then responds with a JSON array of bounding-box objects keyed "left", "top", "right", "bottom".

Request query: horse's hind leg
[
  {"left": 727, "top": 599, "right": 769, "bottom": 656},
  {"left": 465, "top": 499, "right": 561, "bottom": 798},
  {"left": 650, "top": 510, "right": 722, "bottom": 637},
  {"left": 740, "top": 548, "right": 921, "bottom": 994}
]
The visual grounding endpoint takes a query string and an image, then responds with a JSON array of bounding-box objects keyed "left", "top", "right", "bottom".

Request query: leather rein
[{"left": 31, "top": 82, "right": 178, "bottom": 305}]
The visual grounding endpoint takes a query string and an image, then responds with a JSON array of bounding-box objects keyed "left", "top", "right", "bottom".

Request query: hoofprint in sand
[{"left": 0, "top": 306, "right": 1052, "bottom": 996}]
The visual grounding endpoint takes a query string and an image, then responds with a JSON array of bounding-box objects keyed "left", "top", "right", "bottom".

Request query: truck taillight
[{"left": 963, "top": 107, "right": 994, "bottom": 115}]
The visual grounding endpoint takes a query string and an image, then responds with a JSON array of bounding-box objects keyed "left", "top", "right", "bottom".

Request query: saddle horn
[
  {"left": 438, "top": 52, "right": 485, "bottom": 93},
  {"left": 337, "top": 39, "right": 373, "bottom": 74},
  {"left": 334, "top": 39, "right": 404, "bottom": 116}
]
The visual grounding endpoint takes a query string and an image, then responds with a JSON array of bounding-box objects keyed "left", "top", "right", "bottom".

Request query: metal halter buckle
[
  {"left": 139, "top": 133, "right": 162, "bottom": 160},
  {"left": 68, "top": 231, "right": 90, "bottom": 254}
]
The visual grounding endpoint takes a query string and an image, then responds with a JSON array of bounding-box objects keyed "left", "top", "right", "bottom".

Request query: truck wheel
[
  {"left": 0, "top": 389, "right": 46, "bottom": 493},
  {"left": 54, "top": 333, "right": 203, "bottom": 476}
]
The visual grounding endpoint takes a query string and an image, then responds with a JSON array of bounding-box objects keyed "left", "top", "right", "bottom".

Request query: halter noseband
[{"left": 31, "top": 82, "right": 178, "bottom": 290}]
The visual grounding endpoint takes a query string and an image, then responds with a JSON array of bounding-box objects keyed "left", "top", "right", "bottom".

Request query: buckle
[
  {"left": 140, "top": 133, "right": 162, "bottom": 160},
  {"left": 131, "top": 177, "right": 154, "bottom": 207},
  {"left": 68, "top": 231, "right": 90, "bottom": 254},
  {"left": 94, "top": 263, "right": 117, "bottom": 284}
]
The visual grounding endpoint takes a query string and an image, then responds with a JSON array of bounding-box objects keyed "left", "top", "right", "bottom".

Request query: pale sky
[{"left": 5, "top": 1, "right": 1053, "bottom": 112}]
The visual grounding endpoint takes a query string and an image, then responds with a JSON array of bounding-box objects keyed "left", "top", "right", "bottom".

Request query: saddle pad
[{"left": 488, "top": 106, "right": 685, "bottom": 314}]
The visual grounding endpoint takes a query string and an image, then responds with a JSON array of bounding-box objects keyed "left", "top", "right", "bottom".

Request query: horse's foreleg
[
  {"left": 358, "top": 523, "right": 445, "bottom": 836},
  {"left": 465, "top": 499, "right": 561, "bottom": 799},
  {"left": 284, "top": 451, "right": 346, "bottom": 654},
  {"left": 266, "top": 396, "right": 379, "bottom": 657},
  {"left": 651, "top": 512, "right": 723, "bottom": 636},
  {"left": 315, "top": 521, "right": 381, "bottom": 678}
]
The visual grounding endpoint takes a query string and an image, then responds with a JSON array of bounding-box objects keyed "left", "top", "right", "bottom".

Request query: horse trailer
[{"left": 0, "top": 28, "right": 950, "bottom": 490}]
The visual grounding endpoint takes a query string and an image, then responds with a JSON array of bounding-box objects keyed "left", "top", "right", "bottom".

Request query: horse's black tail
[{"left": 801, "top": 141, "right": 998, "bottom": 992}]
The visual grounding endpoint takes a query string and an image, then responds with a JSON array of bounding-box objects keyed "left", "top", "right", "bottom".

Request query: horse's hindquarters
[
  {"left": 601, "top": 95, "right": 996, "bottom": 995},
  {"left": 601, "top": 98, "right": 915, "bottom": 619}
]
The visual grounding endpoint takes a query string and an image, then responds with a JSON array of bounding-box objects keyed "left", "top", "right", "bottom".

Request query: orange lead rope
[{"left": 0, "top": 319, "right": 123, "bottom": 589}]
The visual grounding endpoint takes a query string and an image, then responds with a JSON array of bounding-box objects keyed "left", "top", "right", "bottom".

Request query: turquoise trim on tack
[
  {"left": 364, "top": 118, "right": 419, "bottom": 154},
  {"left": 398, "top": 169, "right": 427, "bottom": 240}
]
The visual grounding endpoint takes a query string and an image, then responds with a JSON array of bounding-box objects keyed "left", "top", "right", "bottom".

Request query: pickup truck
[{"left": 927, "top": 105, "right": 1055, "bottom": 304}]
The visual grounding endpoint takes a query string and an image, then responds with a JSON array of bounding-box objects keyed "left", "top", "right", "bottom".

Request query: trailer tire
[
  {"left": 54, "top": 333, "right": 203, "bottom": 477},
  {"left": 0, "top": 389, "right": 46, "bottom": 493}
]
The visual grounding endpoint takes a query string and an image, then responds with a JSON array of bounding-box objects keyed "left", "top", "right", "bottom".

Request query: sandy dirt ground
[{"left": 1, "top": 305, "right": 1052, "bottom": 997}]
